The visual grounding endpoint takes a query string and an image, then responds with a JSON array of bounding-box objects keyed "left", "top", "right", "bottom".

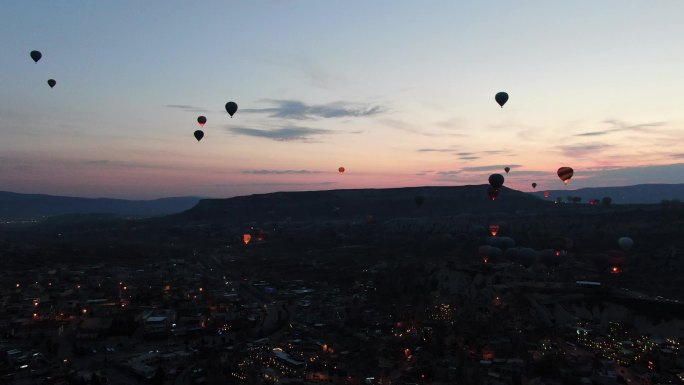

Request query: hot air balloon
[
  {"left": 532, "top": 183, "right": 537, "bottom": 189},
  {"left": 504, "top": 167, "right": 510, "bottom": 174},
  {"left": 197, "top": 116, "right": 207, "bottom": 127},
  {"left": 30, "top": 50, "right": 42, "bottom": 63},
  {"left": 495, "top": 92, "right": 509, "bottom": 107},
  {"left": 243, "top": 234, "right": 252, "bottom": 245},
  {"left": 225, "top": 102, "right": 238, "bottom": 117},
  {"left": 544, "top": 191, "right": 550, "bottom": 199},
  {"left": 487, "top": 187, "right": 499, "bottom": 201},
  {"left": 193, "top": 130, "right": 204, "bottom": 141},
  {"left": 338, "top": 167, "right": 345, "bottom": 174},
  {"left": 47, "top": 79, "right": 56, "bottom": 88},
  {"left": 488, "top": 174, "right": 504, "bottom": 189},
  {"left": 488, "top": 224, "right": 500, "bottom": 236},
  {"left": 618, "top": 237, "right": 634, "bottom": 252},
  {"left": 557, "top": 167, "right": 574, "bottom": 184}
]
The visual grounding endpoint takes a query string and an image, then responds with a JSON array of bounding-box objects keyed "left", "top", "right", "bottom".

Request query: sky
[{"left": 1, "top": 1, "right": 684, "bottom": 199}]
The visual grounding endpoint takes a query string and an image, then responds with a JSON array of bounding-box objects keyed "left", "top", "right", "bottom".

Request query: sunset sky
[{"left": 1, "top": 1, "right": 684, "bottom": 199}]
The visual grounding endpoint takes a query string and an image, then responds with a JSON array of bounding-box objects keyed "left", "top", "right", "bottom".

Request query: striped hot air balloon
[{"left": 557, "top": 167, "right": 574, "bottom": 184}]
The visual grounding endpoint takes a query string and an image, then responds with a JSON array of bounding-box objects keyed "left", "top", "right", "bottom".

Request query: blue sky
[{"left": 1, "top": 1, "right": 683, "bottom": 198}]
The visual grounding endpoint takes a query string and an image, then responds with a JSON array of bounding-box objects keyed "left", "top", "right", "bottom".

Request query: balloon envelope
[
  {"left": 197, "top": 116, "right": 207, "bottom": 127},
  {"left": 30, "top": 50, "right": 42, "bottom": 63},
  {"left": 495, "top": 92, "right": 509, "bottom": 107},
  {"left": 47, "top": 79, "right": 56, "bottom": 88},
  {"left": 225, "top": 102, "right": 238, "bottom": 117},
  {"left": 618, "top": 237, "right": 634, "bottom": 251},
  {"left": 193, "top": 130, "right": 204, "bottom": 141},
  {"left": 338, "top": 167, "right": 345, "bottom": 173},
  {"left": 557, "top": 167, "right": 574, "bottom": 184},
  {"left": 504, "top": 167, "right": 510, "bottom": 174},
  {"left": 532, "top": 183, "right": 537, "bottom": 189},
  {"left": 488, "top": 174, "right": 504, "bottom": 189},
  {"left": 487, "top": 187, "right": 499, "bottom": 201}
]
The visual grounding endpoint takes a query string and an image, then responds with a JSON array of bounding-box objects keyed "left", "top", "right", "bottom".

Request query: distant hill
[
  {"left": 529, "top": 184, "right": 684, "bottom": 204},
  {"left": 0, "top": 191, "right": 202, "bottom": 220},
  {"left": 173, "top": 185, "right": 553, "bottom": 224}
]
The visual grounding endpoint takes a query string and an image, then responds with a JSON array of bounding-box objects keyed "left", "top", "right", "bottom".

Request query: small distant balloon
[
  {"left": 488, "top": 173, "right": 504, "bottom": 189},
  {"left": 225, "top": 102, "right": 238, "bottom": 117},
  {"left": 557, "top": 167, "right": 574, "bottom": 184},
  {"left": 618, "top": 237, "right": 634, "bottom": 252},
  {"left": 487, "top": 187, "right": 499, "bottom": 201},
  {"left": 30, "top": 50, "right": 42, "bottom": 63},
  {"left": 197, "top": 116, "right": 207, "bottom": 127},
  {"left": 544, "top": 191, "right": 550, "bottom": 199},
  {"left": 532, "top": 183, "right": 537, "bottom": 189},
  {"left": 243, "top": 234, "right": 252, "bottom": 245},
  {"left": 338, "top": 167, "right": 345, "bottom": 174},
  {"left": 504, "top": 167, "right": 510, "bottom": 174},
  {"left": 47, "top": 79, "right": 56, "bottom": 88},
  {"left": 495, "top": 92, "right": 509, "bottom": 108},
  {"left": 193, "top": 130, "right": 204, "bottom": 141}
]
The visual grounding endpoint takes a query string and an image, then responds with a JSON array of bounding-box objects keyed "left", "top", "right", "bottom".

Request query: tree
[{"left": 602, "top": 197, "right": 612, "bottom": 207}]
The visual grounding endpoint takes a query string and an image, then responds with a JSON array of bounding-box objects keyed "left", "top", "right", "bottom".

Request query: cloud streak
[
  {"left": 558, "top": 143, "right": 612, "bottom": 157},
  {"left": 242, "top": 169, "right": 322, "bottom": 175},
  {"left": 227, "top": 126, "right": 330, "bottom": 142},
  {"left": 241, "top": 99, "right": 384, "bottom": 120},
  {"left": 575, "top": 120, "right": 666, "bottom": 137},
  {"left": 461, "top": 164, "right": 521, "bottom": 172},
  {"left": 165, "top": 104, "right": 209, "bottom": 113}
]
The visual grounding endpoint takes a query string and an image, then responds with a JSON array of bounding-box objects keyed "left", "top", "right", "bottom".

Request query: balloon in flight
[
  {"left": 488, "top": 173, "right": 504, "bottom": 189},
  {"left": 504, "top": 167, "right": 510, "bottom": 174},
  {"left": 487, "top": 187, "right": 499, "bottom": 201},
  {"left": 495, "top": 92, "right": 509, "bottom": 108},
  {"left": 531, "top": 183, "right": 537, "bottom": 189},
  {"left": 544, "top": 191, "right": 550, "bottom": 198},
  {"left": 197, "top": 116, "right": 207, "bottom": 127},
  {"left": 557, "top": 167, "right": 574, "bottom": 184},
  {"left": 30, "top": 50, "right": 42, "bottom": 63},
  {"left": 47, "top": 79, "right": 56, "bottom": 88},
  {"left": 618, "top": 237, "right": 634, "bottom": 252},
  {"left": 225, "top": 102, "right": 238, "bottom": 117},
  {"left": 193, "top": 130, "right": 204, "bottom": 141},
  {"left": 338, "top": 167, "right": 345, "bottom": 174}
]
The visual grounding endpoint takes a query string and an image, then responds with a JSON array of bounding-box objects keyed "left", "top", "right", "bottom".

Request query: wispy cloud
[
  {"left": 558, "top": 143, "right": 612, "bottom": 157},
  {"left": 672, "top": 153, "right": 684, "bottom": 159},
  {"left": 241, "top": 170, "right": 322, "bottom": 175},
  {"left": 575, "top": 119, "right": 666, "bottom": 137},
  {"left": 227, "top": 126, "right": 330, "bottom": 142},
  {"left": 214, "top": 181, "right": 337, "bottom": 187},
  {"left": 417, "top": 148, "right": 456, "bottom": 153},
  {"left": 241, "top": 99, "right": 384, "bottom": 120},
  {"left": 461, "top": 164, "right": 521, "bottom": 172},
  {"left": 165, "top": 104, "right": 209, "bottom": 113}
]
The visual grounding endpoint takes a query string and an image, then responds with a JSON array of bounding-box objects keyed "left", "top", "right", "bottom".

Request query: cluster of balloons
[
  {"left": 29, "top": 51, "right": 56, "bottom": 89},
  {"left": 193, "top": 102, "right": 239, "bottom": 142}
]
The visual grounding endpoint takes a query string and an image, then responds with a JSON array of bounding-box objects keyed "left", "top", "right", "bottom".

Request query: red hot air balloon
[
  {"left": 197, "top": 116, "right": 207, "bottom": 127},
  {"left": 544, "top": 191, "right": 550, "bottom": 199},
  {"left": 338, "top": 167, "right": 345, "bottom": 174},
  {"left": 487, "top": 187, "right": 499, "bottom": 201},
  {"left": 557, "top": 167, "right": 574, "bottom": 184}
]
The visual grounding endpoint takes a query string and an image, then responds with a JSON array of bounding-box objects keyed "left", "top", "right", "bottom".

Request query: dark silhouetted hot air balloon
[
  {"left": 488, "top": 174, "right": 504, "bottom": 189},
  {"left": 618, "top": 237, "right": 634, "bottom": 252},
  {"left": 557, "top": 167, "right": 574, "bottom": 184},
  {"left": 517, "top": 248, "right": 536, "bottom": 268},
  {"left": 197, "top": 116, "right": 207, "bottom": 127},
  {"left": 531, "top": 183, "right": 537, "bottom": 189},
  {"left": 495, "top": 92, "right": 508, "bottom": 107},
  {"left": 338, "top": 167, "right": 345, "bottom": 174},
  {"left": 487, "top": 187, "right": 499, "bottom": 201},
  {"left": 193, "top": 130, "right": 204, "bottom": 141},
  {"left": 504, "top": 167, "right": 510, "bottom": 174},
  {"left": 225, "top": 102, "right": 238, "bottom": 117},
  {"left": 47, "top": 79, "right": 56, "bottom": 88},
  {"left": 544, "top": 191, "right": 550, "bottom": 198},
  {"left": 30, "top": 50, "right": 42, "bottom": 63}
]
